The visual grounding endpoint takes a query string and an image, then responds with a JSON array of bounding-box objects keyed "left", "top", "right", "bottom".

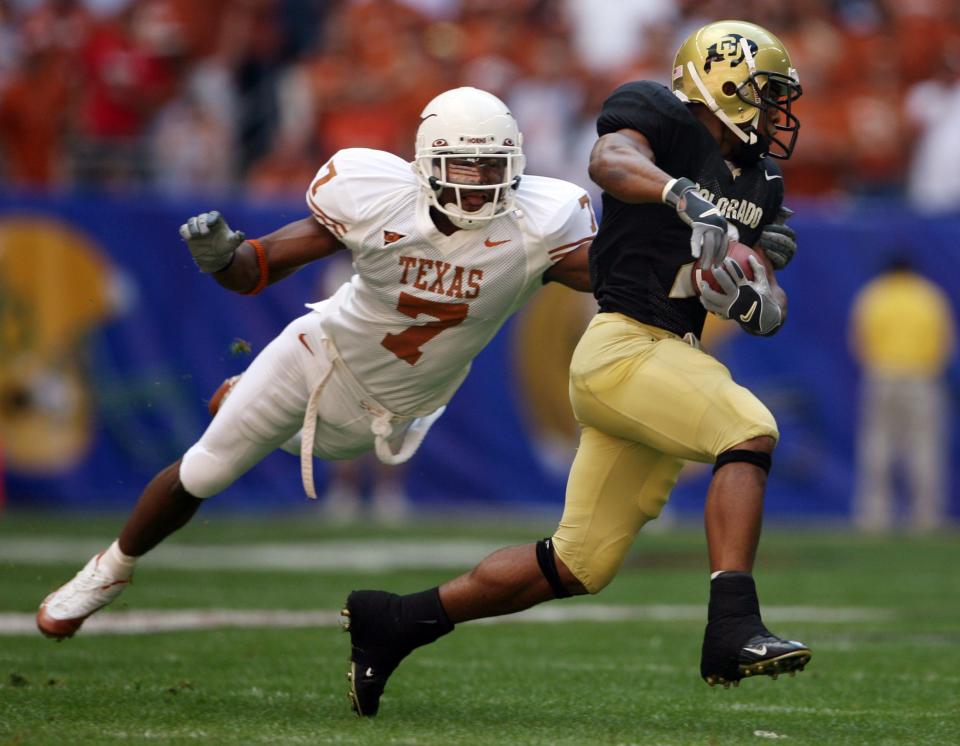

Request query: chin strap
[
  {"left": 685, "top": 35, "right": 764, "bottom": 147},
  {"left": 685, "top": 61, "right": 758, "bottom": 145},
  {"left": 442, "top": 199, "right": 497, "bottom": 229}
]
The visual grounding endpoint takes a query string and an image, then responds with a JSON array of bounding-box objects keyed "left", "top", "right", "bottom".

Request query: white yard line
[
  {"left": 0, "top": 604, "right": 894, "bottom": 636},
  {"left": 1, "top": 537, "right": 897, "bottom": 635},
  {"left": 0, "top": 537, "right": 505, "bottom": 571}
]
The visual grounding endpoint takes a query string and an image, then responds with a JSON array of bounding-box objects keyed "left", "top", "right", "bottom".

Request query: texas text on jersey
[
  {"left": 306, "top": 147, "right": 596, "bottom": 415},
  {"left": 589, "top": 81, "right": 784, "bottom": 339}
]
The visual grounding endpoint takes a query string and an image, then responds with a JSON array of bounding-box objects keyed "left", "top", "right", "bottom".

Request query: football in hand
[{"left": 692, "top": 241, "right": 764, "bottom": 295}]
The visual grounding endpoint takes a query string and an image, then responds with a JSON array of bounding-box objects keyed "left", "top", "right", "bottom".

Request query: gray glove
[
  {"left": 757, "top": 206, "right": 796, "bottom": 270},
  {"left": 663, "top": 177, "right": 729, "bottom": 268},
  {"left": 698, "top": 255, "right": 784, "bottom": 336},
  {"left": 179, "top": 211, "right": 245, "bottom": 273}
]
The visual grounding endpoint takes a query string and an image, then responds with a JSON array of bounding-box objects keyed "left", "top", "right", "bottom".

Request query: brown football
[{"left": 692, "top": 241, "right": 764, "bottom": 294}]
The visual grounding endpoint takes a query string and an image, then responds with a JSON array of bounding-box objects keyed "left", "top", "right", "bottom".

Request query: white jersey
[{"left": 305, "top": 148, "right": 596, "bottom": 415}]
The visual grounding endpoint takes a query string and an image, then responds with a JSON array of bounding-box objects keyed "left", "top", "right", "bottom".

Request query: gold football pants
[{"left": 553, "top": 313, "right": 779, "bottom": 593}]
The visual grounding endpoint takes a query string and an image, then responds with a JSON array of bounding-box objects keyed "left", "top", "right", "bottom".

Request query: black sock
[
  {"left": 707, "top": 572, "right": 762, "bottom": 624},
  {"left": 701, "top": 572, "right": 768, "bottom": 679},
  {"left": 398, "top": 587, "right": 454, "bottom": 649}
]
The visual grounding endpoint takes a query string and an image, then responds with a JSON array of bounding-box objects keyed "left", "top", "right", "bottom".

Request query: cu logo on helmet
[{"left": 703, "top": 34, "right": 758, "bottom": 73}]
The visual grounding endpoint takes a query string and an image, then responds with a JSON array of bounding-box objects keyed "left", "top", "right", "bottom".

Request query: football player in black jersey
[{"left": 340, "top": 21, "right": 809, "bottom": 716}]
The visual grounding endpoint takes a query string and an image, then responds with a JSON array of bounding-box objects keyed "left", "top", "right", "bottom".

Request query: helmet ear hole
[{"left": 722, "top": 81, "right": 738, "bottom": 96}]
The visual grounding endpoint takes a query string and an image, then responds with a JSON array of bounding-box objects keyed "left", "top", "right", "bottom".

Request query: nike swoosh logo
[
  {"left": 416, "top": 619, "right": 439, "bottom": 625},
  {"left": 764, "top": 172, "right": 783, "bottom": 181},
  {"left": 365, "top": 667, "right": 375, "bottom": 678},
  {"left": 484, "top": 238, "right": 510, "bottom": 247},
  {"left": 743, "top": 645, "right": 768, "bottom": 656},
  {"left": 297, "top": 333, "right": 314, "bottom": 355},
  {"left": 739, "top": 301, "right": 758, "bottom": 323}
]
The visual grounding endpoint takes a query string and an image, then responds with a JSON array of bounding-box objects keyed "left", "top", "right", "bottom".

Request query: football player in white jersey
[{"left": 36, "top": 87, "right": 596, "bottom": 640}]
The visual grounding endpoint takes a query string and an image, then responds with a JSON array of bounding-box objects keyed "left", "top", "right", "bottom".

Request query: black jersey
[{"left": 589, "top": 80, "right": 785, "bottom": 338}]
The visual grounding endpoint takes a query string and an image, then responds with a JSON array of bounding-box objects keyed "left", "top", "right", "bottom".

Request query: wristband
[
  {"left": 241, "top": 239, "right": 269, "bottom": 296},
  {"left": 661, "top": 178, "right": 679, "bottom": 204},
  {"left": 662, "top": 176, "right": 696, "bottom": 208}
]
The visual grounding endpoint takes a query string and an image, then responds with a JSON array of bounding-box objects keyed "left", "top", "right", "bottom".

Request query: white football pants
[{"left": 179, "top": 307, "right": 438, "bottom": 499}]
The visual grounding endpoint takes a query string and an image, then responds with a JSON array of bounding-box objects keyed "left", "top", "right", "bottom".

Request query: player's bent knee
[
  {"left": 537, "top": 538, "right": 593, "bottom": 598},
  {"left": 736, "top": 434, "right": 776, "bottom": 453},
  {"left": 536, "top": 537, "right": 574, "bottom": 598},
  {"left": 179, "top": 444, "right": 236, "bottom": 499},
  {"left": 582, "top": 563, "right": 618, "bottom": 594},
  {"left": 552, "top": 539, "right": 627, "bottom": 595},
  {"left": 580, "top": 541, "right": 637, "bottom": 593}
]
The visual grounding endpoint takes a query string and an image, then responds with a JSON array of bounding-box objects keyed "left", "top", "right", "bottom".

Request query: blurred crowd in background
[{"left": 2, "top": 0, "right": 960, "bottom": 210}]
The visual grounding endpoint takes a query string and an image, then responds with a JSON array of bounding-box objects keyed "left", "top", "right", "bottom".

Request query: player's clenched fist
[
  {"left": 663, "top": 176, "right": 728, "bottom": 268},
  {"left": 179, "top": 211, "right": 246, "bottom": 273}
]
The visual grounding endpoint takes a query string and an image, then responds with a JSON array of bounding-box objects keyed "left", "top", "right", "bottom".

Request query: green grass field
[{"left": 1, "top": 511, "right": 958, "bottom": 745}]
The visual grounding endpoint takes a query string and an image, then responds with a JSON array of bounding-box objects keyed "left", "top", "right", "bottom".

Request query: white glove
[
  {"left": 179, "top": 211, "right": 245, "bottom": 273},
  {"left": 698, "top": 255, "right": 784, "bottom": 336},
  {"left": 663, "top": 177, "right": 729, "bottom": 268}
]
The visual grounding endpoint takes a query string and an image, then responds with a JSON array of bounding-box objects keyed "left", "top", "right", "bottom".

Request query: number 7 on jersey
[{"left": 381, "top": 292, "right": 469, "bottom": 365}]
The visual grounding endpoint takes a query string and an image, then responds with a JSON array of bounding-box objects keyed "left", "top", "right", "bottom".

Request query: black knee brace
[
  {"left": 535, "top": 537, "right": 572, "bottom": 599},
  {"left": 713, "top": 449, "right": 772, "bottom": 475}
]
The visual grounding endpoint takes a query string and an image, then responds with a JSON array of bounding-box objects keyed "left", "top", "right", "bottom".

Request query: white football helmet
[{"left": 414, "top": 87, "right": 525, "bottom": 230}]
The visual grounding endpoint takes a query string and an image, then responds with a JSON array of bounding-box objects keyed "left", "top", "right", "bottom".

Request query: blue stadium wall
[{"left": 1, "top": 193, "right": 958, "bottom": 522}]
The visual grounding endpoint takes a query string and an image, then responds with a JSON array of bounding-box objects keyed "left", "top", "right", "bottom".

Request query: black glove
[
  {"left": 757, "top": 206, "right": 796, "bottom": 270},
  {"left": 663, "top": 177, "right": 729, "bottom": 267}
]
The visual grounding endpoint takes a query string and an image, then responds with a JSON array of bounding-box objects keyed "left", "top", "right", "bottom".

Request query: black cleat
[
  {"left": 702, "top": 629, "right": 811, "bottom": 688},
  {"left": 340, "top": 590, "right": 413, "bottom": 717},
  {"left": 702, "top": 573, "right": 811, "bottom": 688}
]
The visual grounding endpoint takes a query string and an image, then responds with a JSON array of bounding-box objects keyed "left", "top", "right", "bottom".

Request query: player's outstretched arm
[{"left": 180, "top": 212, "right": 345, "bottom": 295}]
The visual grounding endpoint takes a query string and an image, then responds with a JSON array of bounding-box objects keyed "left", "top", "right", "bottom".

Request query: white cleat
[{"left": 36, "top": 553, "right": 131, "bottom": 640}]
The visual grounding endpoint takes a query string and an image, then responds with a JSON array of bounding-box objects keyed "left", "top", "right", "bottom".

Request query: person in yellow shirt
[{"left": 849, "top": 255, "right": 956, "bottom": 533}]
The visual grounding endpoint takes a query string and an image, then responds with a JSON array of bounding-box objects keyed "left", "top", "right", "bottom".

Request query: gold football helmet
[{"left": 672, "top": 20, "right": 802, "bottom": 159}]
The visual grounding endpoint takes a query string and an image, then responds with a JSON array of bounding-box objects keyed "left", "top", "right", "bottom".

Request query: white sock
[{"left": 99, "top": 540, "right": 138, "bottom": 580}]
